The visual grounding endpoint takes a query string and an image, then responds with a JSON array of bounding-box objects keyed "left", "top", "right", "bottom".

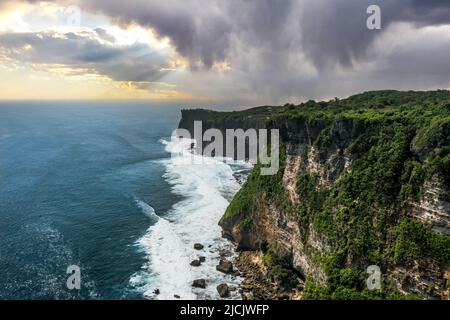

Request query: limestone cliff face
[
  {"left": 216, "top": 120, "right": 363, "bottom": 288},
  {"left": 178, "top": 92, "right": 450, "bottom": 300},
  {"left": 409, "top": 179, "right": 450, "bottom": 235},
  {"left": 223, "top": 138, "right": 449, "bottom": 299}
]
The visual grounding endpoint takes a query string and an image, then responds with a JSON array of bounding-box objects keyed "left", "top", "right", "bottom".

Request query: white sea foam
[
  {"left": 158, "top": 138, "right": 169, "bottom": 146},
  {"left": 130, "top": 136, "right": 252, "bottom": 300},
  {"left": 135, "top": 199, "right": 160, "bottom": 222}
]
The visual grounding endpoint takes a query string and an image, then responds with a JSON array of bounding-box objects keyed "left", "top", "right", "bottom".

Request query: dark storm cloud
[
  {"left": 13, "top": 0, "right": 450, "bottom": 69},
  {"left": 78, "top": 0, "right": 299, "bottom": 69},
  {"left": 0, "top": 31, "right": 170, "bottom": 82},
  {"left": 77, "top": 0, "right": 235, "bottom": 69},
  {"left": 76, "top": 0, "right": 450, "bottom": 69},
  {"left": 4, "top": 0, "right": 450, "bottom": 102},
  {"left": 299, "top": 0, "right": 450, "bottom": 68},
  {"left": 401, "top": 0, "right": 450, "bottom": 25},
  {"left": 94, "top": 28, "right": 116, "bottom": 43},
  {"left": 312, "top": 32, "right": 450, "bottom": 99}
]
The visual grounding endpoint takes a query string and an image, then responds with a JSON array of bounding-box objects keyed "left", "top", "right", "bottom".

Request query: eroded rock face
[
  {"left": 390, "top": 263, "right": 449, "bottom": 300},
  {"left": 220, "top": 139, "right": 449, "bottom": 299},
  {"left": 220, "top": 142, "right": 340, "bottom": 285},
  {"left": 235, "top": 250, "right": 303, "bottom": 300},
  {"left": 409, "top": 179, "right": 450, "bottom": 235},
  {"left": 283, "top": 153, "right": 301, "bottom": 204},
  {"left": 228, "top": 195, "right": 328, "bottom": 284}
]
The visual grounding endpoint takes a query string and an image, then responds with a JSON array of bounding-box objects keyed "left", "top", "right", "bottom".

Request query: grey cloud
[
  {"left": 79, "top": 0, "right": 234, "bottom": 69},
  {"left": 79, "top": 0, "right": 300, "bottom": 69},
  {"left": 0, "top": 31, "right": 170, "bottom": 82},
  {"left": 15, "top": 0, "right": 450, "bottom": 70},
  {"left": 73, "top": 0, "right": 450, "bottom": 104},
  {"left": 77, "top": 0, "right": 450, "bottom": 69},
  {"left": 94, "top": 28, "right": 116, "bottom": 43},
  {"left": 299, "top": 0, "right": 450, "bottom": 68},
  {"left": 4, "top": 0, "right": 450, "bottom": 103}
]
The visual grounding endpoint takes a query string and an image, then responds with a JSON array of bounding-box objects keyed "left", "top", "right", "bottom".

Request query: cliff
[{"left": 178, "top": 90, "right": 450, "bottom": 300}]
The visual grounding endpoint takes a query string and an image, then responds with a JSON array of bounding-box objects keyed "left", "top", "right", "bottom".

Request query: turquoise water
[
  {"left": 0, "top": 101, "right": 250, "bottom": 300},
  {"left": 0, "top": 102, "right": 183, "bottom": 299}
]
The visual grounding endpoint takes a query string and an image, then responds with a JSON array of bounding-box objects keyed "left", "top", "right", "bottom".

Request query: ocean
[{"left": 0, "top": 101, "right": 250, "bottom": 300}]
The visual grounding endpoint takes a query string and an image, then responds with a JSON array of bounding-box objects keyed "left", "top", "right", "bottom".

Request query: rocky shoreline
[
  {"left": 151, "top": 242, "right": 242, "bottom": 299},
  {"left": 228, "top": 167, "right": 304, "bottom": 300},
  {"left": 151, "top": 242, "right": 304, "bottom": 300},
  {"left": 153, "top": 142, "right": 302, "bottom": 300},
  {"left": 187, "top": 243, "right": 303, "bottom": 300},
  {"left": 233, "top": 251, "right": 303, "bottom": 300},
  {"left": 188, "top": 244, "right": 242, "bottom": 299}
]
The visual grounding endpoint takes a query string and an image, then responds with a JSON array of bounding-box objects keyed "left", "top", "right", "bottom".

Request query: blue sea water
[{"left": 0, "top": 101, "right": 249, "bottom": 300}]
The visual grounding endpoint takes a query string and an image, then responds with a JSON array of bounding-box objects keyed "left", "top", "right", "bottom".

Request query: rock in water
[
  {"left": 192, "top": 279, "right": 206, "bottom": 288},
  {"left": 199, "top": 256, "right": 206, "bottom": 263},
  {"left": 217, "top": 283, "right": 230, "bottom": 298},
  {"left": 216, "top": 259, "right": 233, "bottom": 274},
  {"left": 194, "top": 243, "right": 204, "bottom": 250},
  {"left": 243, "top": 292, "right": 254, "bottom": 300},
  {"left": 232, "top": 270, "right": 241, "bottom": 277},
  {"left": 153, "top": 289, "right": 160, "bottom": 295},
  {"left": 219, "top": 249, "right": 232, "bottom": 257},
  {"left": 174, "top": 294, "right": 180, "bottom": 299},
  {"left": 190, "top": 259, "right": 201, "bottom": 267}
]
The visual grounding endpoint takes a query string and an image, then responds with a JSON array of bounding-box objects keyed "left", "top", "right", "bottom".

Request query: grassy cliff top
[
  {"left": 183, "top": 90, "right": 450, "bottom": 123},
  {"left": 276, "top": 90, "right": 450, "bottom": 122}
]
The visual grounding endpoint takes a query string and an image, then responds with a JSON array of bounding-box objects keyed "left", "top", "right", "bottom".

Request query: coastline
[
  {"left": 177, "top": 92, "right": 450, "bottom": 300},
  {"left": 225, "top": 168, "right": 304, "bottom": 300},
  {"left": 233, "top": 251, "right": 303, "bottom": 300},
  {"left": 135, "top": 137, "right": 252, "bottom": 300}
]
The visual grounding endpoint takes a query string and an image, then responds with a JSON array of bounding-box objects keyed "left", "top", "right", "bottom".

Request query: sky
[{"left": 0, "top": 0, "right": 450, "bottom": 106}]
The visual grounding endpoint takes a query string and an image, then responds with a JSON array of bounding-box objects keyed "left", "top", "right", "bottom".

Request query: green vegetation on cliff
[
  {"left": 222, "top": 144, "right": 289, "bottom": 223},
  {"left": 218, "top": 90, "right": 450, "bottom": 299}
]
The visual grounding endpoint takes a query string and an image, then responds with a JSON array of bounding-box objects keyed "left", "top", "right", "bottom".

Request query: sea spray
[{"left": 130, "top": 137, "right": 251, "bottom": 300}]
